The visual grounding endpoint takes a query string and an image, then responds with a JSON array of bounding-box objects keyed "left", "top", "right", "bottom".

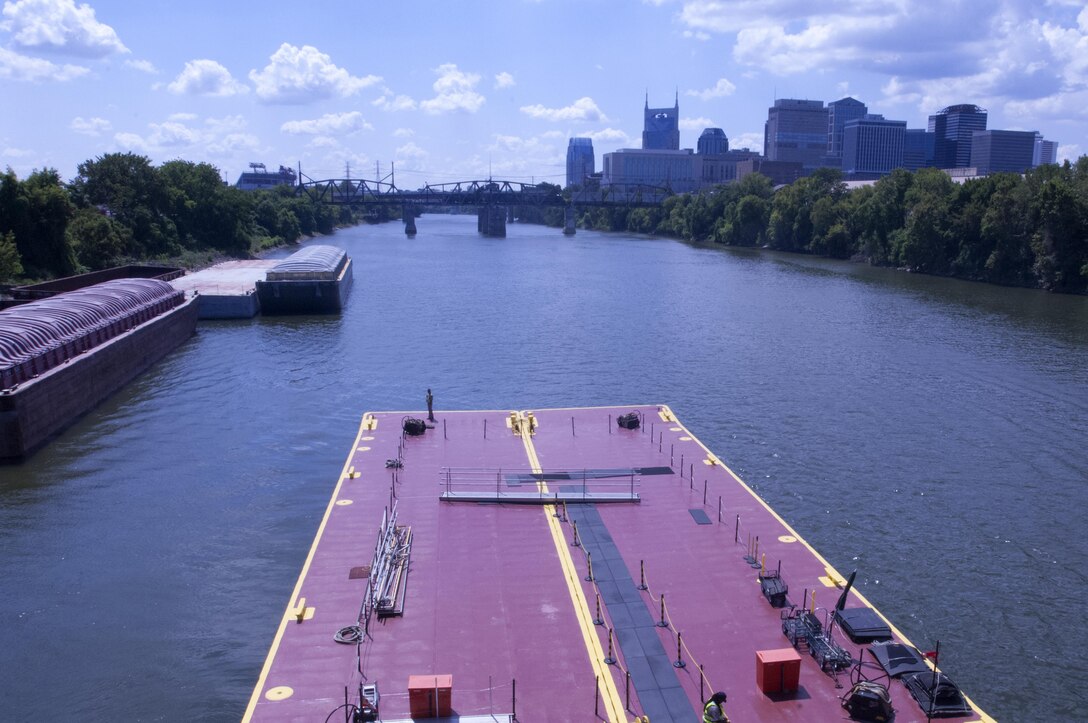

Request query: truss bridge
[{"left": 296, "top": 176, "right": 672, "bottom": 237}]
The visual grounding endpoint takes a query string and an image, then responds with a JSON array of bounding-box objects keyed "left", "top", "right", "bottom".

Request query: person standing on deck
[
  {"left": 703, "top": 691, "right": 730, "bottom": 722},
  {"left": 426, "top": 389, "right": 435, "bottom": 422}
]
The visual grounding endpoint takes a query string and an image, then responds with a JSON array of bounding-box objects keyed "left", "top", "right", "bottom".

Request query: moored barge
[
  {"left": 255, "top": 245, "right": 353, "bottom": 315},
  {"left": 245, "top": 405, "right": 994, "bottom": 722}
]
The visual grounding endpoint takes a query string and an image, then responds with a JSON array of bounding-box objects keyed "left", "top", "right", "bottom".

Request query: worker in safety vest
[{"left": 703, "top": 691, "right": 730, "bottom": 722}]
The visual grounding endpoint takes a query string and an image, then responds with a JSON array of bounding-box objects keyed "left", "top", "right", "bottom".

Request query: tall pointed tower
[{"left": 643, "top": 93, "right": 680, "bottom": 150}]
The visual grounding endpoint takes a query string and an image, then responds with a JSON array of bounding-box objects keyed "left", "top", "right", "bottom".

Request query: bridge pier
[
  {"left": 403, "top": 205, "right": 417, "bottom": 236},
  {"left": 563, "top": 206, "right": 577, "bottom": 236},
  {"left": 477, "top": 206, "right": 507, "bottom": 238}
]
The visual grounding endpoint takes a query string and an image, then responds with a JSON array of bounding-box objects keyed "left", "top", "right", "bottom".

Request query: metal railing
[{"left": 438, "top": 467, "right": 641, "bottom": 503}]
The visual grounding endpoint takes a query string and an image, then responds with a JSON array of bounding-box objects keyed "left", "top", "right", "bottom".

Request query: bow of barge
[{"left": 245, "top": 405, "right": 993, "bottom": 722}]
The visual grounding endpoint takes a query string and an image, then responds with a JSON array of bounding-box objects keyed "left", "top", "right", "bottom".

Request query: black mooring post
[
  {"left": 700, "top": 663, "right": 705, "bottom": 702},
  {"left": 703, "top": 479, "right": 707, "bottom": 505},
  {"left": 572, "top": 416, "right": 575, "bottom": 436},
  {"left": 608, "top": 414, "right": 612, "bottom": 434},
  {"left": 929, "top": 640, "right": 941, "bottom": 722},
  {"left": 625, "top": 670, "right": 631, "bottom": 710},
  {"left": 718, "top": 495, "right": 722, "bottom": 522},
  {"left": 604, "top": 627, "right": 616, "bottom": 664},
  {"left": 443, "top": 419, "right": 447, "bottom": 439},
  {"left": 512, "top": 678, "right": 517, "bottom": 721},
  {"left": 680, "top": 453, "right": 685, "bottom": 475},
  {"left": 673, "top": 631, "right": 686, "bottom": 668},
  {"left": 594, "top": 675, "right": 600, "bottom": 718},
  {"left": 484, "top": 418, "right": 487, "bottom": 438},
  {"left": 735, "top": 514, "right": 740, "bottom": 543}
]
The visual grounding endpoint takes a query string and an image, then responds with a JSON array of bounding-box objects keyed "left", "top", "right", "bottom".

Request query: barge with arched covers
[
  {"left": 255, "top": 245, "right": 353, "bottom": 315},
  {"left": 0, "top": 279, "right": 198, "bottom": 461}
]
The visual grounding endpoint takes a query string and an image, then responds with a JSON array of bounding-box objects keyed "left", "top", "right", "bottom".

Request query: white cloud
[
  {"left": 393, "top": 128, "right": 415, "bottom": 138},
  {"left": 281, "top": 111, "right": 372, "bottom": 135},
  {"left": 2, "top": 145, "right": 35, "bottom": 158},
  {"left": 494, "top": 71, "right": 515, "bottom": 89},
  {"left": 373, "top": 91, "right": 417, "bottom": 111},
  {"left": 485, "top": 133, "right": 566, "bottom": 178},
  {"left": 1057, "top": 143, "right": 1080, "bottom": 163},
  {"left": 125, "top": 58, "right": 157, "bottom": 74},
  {"left": 520, "top": 97, "right": 608, "bottom": 122},
  {"left": 168, "top": 59, "right": 248, "bottom": 97},
  {"left": 586, "top": 128, "right": 632, "bottom": 146},
  {"left": 0, "top": 46, "right": 87, "bottom": 81},
  {"left": 249, "top": 43, "right": 381, "bottom": 104},
  {"left": 680, "top": 116, "right": 715, "bottom": 130},
  {"left": 729, "top": 131, "right": 763, "bottom": 151},
  {"left": 2, "top": 0, "right": 128, "bottom": 56},
  {"left": 307, "top": 136, "right": 340, "bottom": 149},
  {"left": 396, "top": 142, "right": 428, "bottom": 160},
  {"left": 687, "top": 78, "right": 736, "bottom": 100},
  {"left": 70, "top": 115, "right": 110, "bottom": 135},
  {"left": 112, "top": 114, "right": 259, "bottom": 159},
  {"left": 420, "top": 63, "right": 485, "bottom": 114}
]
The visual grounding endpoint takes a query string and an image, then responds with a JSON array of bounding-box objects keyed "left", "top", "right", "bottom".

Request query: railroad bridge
[{"left": 296, "top": 177, "right": 671, "bottom": 237}]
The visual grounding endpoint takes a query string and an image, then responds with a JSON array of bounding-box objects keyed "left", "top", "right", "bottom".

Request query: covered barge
[
  {"left": 245, "top": 405, "right": 993, "bottom": 722},
  {"left": 255, "top": 245, "right": 353, "bottom": 315},
  {"left": 0, "top": 279, "right": 197, "bottom": 461}
]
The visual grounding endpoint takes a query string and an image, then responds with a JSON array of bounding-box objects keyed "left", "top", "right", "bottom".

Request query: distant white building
[{"left": 601, "top": 148, "right": 701, "bottom": 193}]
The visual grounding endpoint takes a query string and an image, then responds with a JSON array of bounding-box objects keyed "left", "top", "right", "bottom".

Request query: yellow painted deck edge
[
  {"left": 658, "top": 404, "right": 996, "bottom": 723},
  {"left": 241, "top": 414, "right": 370, "bottom": 722}
]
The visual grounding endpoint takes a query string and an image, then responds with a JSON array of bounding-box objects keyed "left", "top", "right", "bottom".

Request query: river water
[{"left": 1, "top": 214, "right": 1085, "bottom": 721}]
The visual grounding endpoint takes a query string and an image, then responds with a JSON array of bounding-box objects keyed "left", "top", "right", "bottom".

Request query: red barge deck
[{"left": 244, "top": 405, "right": 993, "bottom": 722}]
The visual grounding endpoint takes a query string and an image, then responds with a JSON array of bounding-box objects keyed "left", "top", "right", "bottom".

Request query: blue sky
[{"left": 1, "top": 0, "right": 1086, "bottom": 186}]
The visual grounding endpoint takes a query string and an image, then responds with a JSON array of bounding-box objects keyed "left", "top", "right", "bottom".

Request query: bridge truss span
[{"left": 295, "top": 172, "right": 672, "bottom": 237}]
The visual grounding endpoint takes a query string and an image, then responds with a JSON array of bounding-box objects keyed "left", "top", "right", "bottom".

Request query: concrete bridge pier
[
  {"left": 477, "top": 206, "right": 507, "bottom": 238},
  {"left": 507, "top": 206, "right": 515, "bottom": 223},
  {"left": 403, "top": 205, "right": 417, "bottom": 236},
  {"left": 563, "top": 206, "right": 577, "bottom": 236}
]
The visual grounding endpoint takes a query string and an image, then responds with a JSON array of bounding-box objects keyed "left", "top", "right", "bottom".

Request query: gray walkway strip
[{"left": 564, "top": 502, "right": 697, "bottom": 722}]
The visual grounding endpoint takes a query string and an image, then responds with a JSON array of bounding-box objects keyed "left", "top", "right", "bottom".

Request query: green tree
[
  {"left": 0, "top": 230, "right": 24, "bottom": 280},
  {"left": 67, "top": 207, "right": 128, "bottom": 270},
  {"left": 0, "top": 168, "right": 78, "bottom": 277},
  {"left": 70, "top": 152, "right": 176, "bottom": 257}
]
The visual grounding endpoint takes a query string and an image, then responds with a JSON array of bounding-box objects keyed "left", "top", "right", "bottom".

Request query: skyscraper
[
  {"left": 643, "top": 94, "right": 680, "bottom": 150},
  {"left": 842, "top": 117, "right": 905, "bottom": 177},
  {"left": 827, "top": 97, "right": 867, "bottom": 162},
  {"left": 697, "top": 128, "right": 729, "bottom": 155},
  {"left": 929, "top": 104, "right": 987, "bottom": 169},
  {"left": 969, "top": 130, "right": 1035, "bottom": 175},
  {"left": 1033, "top": 134, "right": 1058, "bottom": 167},
  {"left": 566, "top": 137, "right": 595, "bottom": 188},
  {"left": 903, "top": 129, "right": 935, "bottom": 171},
  {"left": 764, "top": 99, "right": 829, "bottom": 172}
]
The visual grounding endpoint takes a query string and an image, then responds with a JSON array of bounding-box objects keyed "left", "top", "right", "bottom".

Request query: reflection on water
[{"left": 1, "top": 215, "right": 1085, "bottom": 721}]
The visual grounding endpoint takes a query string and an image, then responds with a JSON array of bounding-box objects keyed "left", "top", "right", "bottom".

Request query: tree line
[
  {"left": 569, "top": 161, "right": 1088, "bottom": 294},
  {"left": 0, "top": 152, "right": 386, "bottom": 283}
]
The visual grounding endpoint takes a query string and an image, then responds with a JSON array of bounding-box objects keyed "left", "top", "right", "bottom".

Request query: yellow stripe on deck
[{"left": 518, "top": 412, "right": 627, "bottom": 723}]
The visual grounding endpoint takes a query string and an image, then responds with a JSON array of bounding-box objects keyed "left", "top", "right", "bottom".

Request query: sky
[{"left": 1, "top": 0, "right": 1086, "bottom": 187}]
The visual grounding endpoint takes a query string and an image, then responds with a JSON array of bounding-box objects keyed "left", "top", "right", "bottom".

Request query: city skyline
[{"left": 1, "top": 0, "right": 1086, "bottom": 185}]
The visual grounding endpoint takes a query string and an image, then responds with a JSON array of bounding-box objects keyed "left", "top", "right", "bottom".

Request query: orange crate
[
  {"left": 756, "top": 648, "right": 801, "bottom": 694},
  {"left": 408, "top": 674, "right": 453, "bottom": 718}
]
